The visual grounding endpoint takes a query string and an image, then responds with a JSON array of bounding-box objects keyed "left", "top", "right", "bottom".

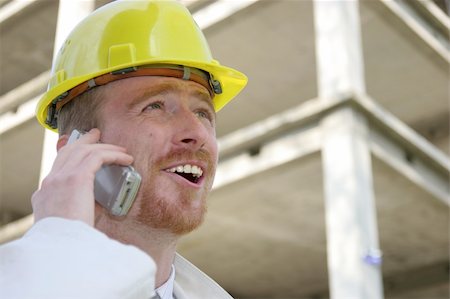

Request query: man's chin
[
  {"left": 135, "top": 196, "right": 207, "bottom": 235},
  {"left": 136, "top": 208, "right": 206, "bottom": 235}
]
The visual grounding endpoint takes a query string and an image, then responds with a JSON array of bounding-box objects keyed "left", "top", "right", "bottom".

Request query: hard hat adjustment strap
[
  {"left": 46, "top": 65, "right": 220, "bottom": 129},
  {"left": 87, "top": 79, "right": 97, "bottom": 88},
  {"left": 210, "top": 78, "right": 222, "bottom": 94},
  {"left": 182, "top": 66, "right": 191, "bottom": 80}
]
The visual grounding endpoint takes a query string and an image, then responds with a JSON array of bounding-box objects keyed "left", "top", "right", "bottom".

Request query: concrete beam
[
  {"left": 218, "top": 96, "right": 338, "bottom": 160},
  {"left": 193, "top": 0, "right": 258, "bottom": 29},
  {"left": 370, "top": 126, "right": 449, "bottom": 205},
  {"left": 0, "top": 71, "right": 49, "bottom": 115},
  {"left": 214, "top": 123, "right": 322, "bottom": 189},
  {"left": 355, "top": 94, "right": 450, "bottom": 205},
  {"left": 410, "top": 0, "right": 450, "bottom": 34},
  {"left": 354, "top": 93, "right": 450, "bottom": 177},
  {"left": 0, "top": 96, "right": 39, "bottom": 135},
  {"left": 218, "top": 91, "right": 450, "bottom": 204},
  {"left": 378, "top": 0, "right": 450, "bottom": 64},
  {"left": 0, "top": 0, "right": 39, "bottom": 24}
]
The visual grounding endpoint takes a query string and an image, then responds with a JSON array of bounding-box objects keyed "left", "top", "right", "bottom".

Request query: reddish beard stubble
[{"left": 135, "top": 149, "right": 216, "bottom": 235}]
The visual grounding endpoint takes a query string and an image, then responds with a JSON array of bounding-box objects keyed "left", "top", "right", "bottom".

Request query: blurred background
[{"left": 0, "top": 0, "right": 448, "bottom": 298}]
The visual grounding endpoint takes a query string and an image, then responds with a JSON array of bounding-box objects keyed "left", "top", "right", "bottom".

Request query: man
[{"left": 0, "top": 0, "right": 247, "bottom": 298}]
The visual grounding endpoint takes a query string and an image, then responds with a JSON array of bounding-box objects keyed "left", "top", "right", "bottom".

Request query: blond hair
[{"left": 57, "top": 87, "right": 104, "bottom": 135}]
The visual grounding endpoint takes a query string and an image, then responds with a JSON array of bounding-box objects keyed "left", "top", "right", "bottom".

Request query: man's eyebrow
[
  {"left": 127, "top": 83, "right": 175, "bottom": 108},
  {"left": 128, "top": 81, "right": 215, "bottom": 112},
  {"left": 190, "top": 87, "right": 215, "bottom": 113}
]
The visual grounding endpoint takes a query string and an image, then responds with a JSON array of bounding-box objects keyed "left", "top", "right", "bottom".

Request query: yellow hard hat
[{"left": 36, "top": 0, "right": 248, "bottom": 132}]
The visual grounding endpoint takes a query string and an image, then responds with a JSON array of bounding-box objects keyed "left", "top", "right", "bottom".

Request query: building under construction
[{"left": 0, "top": 0, "right": 449, "bottom": 298}]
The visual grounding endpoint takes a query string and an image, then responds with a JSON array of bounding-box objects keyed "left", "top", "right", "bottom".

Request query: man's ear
[{"left": 57, "top": 135, "right": 69, "bottom": 152}]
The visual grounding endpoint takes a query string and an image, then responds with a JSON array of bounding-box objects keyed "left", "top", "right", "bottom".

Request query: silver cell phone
[{"left": 68, "top": 129, "right": 141, "bottom": 216}]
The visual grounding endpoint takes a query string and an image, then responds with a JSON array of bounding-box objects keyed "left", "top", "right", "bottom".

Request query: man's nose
[{"left": 172, "top": 109, "right": 209, "bottom": 151}]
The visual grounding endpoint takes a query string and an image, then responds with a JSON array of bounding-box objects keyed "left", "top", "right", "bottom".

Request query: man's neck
[{"left": 95, "top": 215, "right": 178, "bottom": 287}]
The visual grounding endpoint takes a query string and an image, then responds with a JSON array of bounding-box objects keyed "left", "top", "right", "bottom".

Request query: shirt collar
[{"left": 156, "top": 265, "right": 176, "bottom": 299}]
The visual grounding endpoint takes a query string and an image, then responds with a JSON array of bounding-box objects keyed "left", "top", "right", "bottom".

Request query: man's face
[{"left": 97, "top": 76, "right": 218, "bottom": 235}]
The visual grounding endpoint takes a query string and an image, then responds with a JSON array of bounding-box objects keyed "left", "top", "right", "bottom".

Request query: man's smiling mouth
[{"left": 165, "top": 164, "right": 204, "bottom": 184}]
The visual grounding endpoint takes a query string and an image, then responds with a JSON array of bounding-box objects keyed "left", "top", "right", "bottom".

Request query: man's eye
[
  {"left": 196, "top": 110, "right": 208, "bottom": 119},
  {"left": 195, "top": 109, "right": 215, "bottom": 126},
  {"left": 195, "top": 110, "right": 212, "bottom": 120},
  {"left": 145, "top": 101, "right": 164, "bottom": 110}
]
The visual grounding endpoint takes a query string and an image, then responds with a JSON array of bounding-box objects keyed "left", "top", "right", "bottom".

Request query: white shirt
[
  {"left": 0, "top": 218, "right": 233, "bottom": 299},
  {"left": 156, "top": 265, "right": 176, "bottom": 299},
  {"left": 0, "top": 217, "right": 156, "bottom": 299}
]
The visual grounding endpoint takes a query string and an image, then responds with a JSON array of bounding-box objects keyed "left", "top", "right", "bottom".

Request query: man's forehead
[{"left": 108, "top": 76, "right": 214, "bottom": 108}]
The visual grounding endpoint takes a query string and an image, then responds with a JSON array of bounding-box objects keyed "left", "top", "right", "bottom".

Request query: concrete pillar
[
  {"left": 39, "top": 0, "right": 95, "bottom": 183},
  {"left": 313, "top": 0, "right": 384, "bottom": 298}
]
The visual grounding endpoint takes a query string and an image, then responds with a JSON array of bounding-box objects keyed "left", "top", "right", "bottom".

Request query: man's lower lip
[{"left": 164, "top": 171, "right": 203, "bottom": 187}]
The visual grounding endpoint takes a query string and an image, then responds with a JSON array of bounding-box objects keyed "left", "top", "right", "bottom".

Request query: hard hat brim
[{"left": 36, "top": 59, "right": 247, "bottom": 132}]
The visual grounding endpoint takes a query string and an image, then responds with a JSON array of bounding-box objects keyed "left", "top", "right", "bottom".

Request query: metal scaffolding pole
[{"left": 313, "top": 0, "right": 384, "bottom": 298}]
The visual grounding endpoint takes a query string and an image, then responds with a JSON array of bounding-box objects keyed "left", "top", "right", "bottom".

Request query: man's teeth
[{"left": 167, "top": 164, "right": 203, "bottom": 178}]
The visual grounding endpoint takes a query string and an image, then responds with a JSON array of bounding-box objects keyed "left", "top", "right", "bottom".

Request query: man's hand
[{"left": 32, "top": 128, "right": 134, "bottom": 226}]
